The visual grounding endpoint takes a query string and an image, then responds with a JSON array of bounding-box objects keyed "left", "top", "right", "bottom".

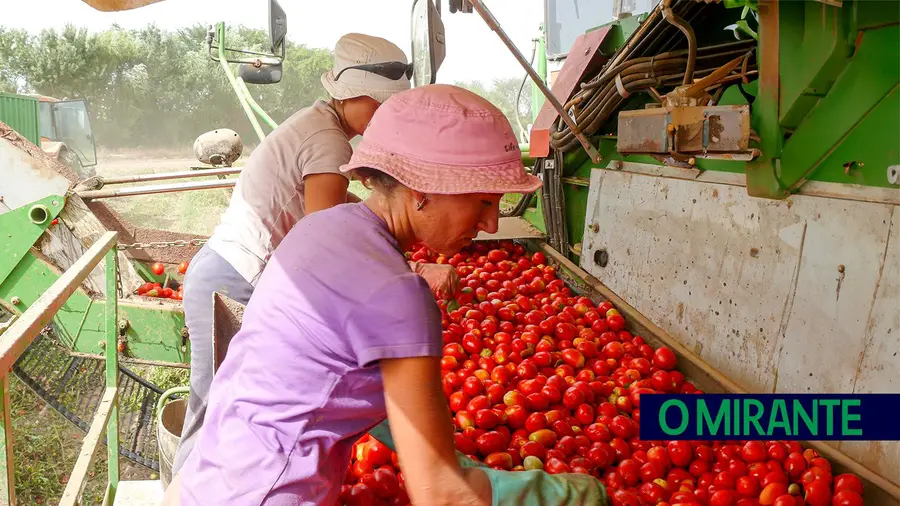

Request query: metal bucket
[{"left": 157, "top": 386, "right": 190, "bottom": 490}]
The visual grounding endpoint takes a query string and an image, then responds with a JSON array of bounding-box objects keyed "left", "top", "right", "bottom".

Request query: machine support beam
[
  {"left": 95, "top": 167, "right": 242, "bottom": 186},
  {"left": 468, "top": 0, "right": 602, "bottom": 164},
  {"left": 0, "top": 195, "right": 66, "bottom": 288},
  {"left": 77, "top": 179, "right": 236, "bottom": 200}
]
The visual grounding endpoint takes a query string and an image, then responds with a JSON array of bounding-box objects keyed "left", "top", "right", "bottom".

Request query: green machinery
[
  {"left": 0, "top": 0, "right": 897, "bottom": 503},
  {"left": 0, "top": 92, "right": 99, "bottom": 179}
]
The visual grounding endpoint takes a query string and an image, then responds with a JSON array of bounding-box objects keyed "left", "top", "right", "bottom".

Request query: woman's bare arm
[
  {"left": 380, "top": 356, "right": 492, "bottom": 506},
  {"left": 304, "top": 173, "right": 351, "bottom": 214}
]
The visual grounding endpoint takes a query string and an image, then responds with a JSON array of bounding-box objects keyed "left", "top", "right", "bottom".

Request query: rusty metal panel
[
  {"left": 212, "top": 292, "right": 246, "bottom": 373},
  {"left": 529, "top": 27, "right": 611, "bottom": 159},
  {"left": 617, "top": 105, "right": 750, "bottom": 154},
  {"left": 579, "top": 168, "right": 899, "bottom": 483},
  {"left": 0, "top": 94, "right": 40, "bottom": 147},
  {"left": 617, "top": 108, "right": 669, "bottom": 153}
]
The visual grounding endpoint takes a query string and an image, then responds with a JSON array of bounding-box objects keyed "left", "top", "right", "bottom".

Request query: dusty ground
[{"left": 94, "top": 154, "right": 373, "bottom": 236}]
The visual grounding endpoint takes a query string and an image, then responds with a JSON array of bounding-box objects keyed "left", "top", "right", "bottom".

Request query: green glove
[
  {"left": 369, "top": 420, "right": 607, "bottom": 505},
  {"left": 368, "top": 419, "right": 486, "bottom": 469},
  {"left": 481, "top": 467, "right": 608, "bottom": 506}
]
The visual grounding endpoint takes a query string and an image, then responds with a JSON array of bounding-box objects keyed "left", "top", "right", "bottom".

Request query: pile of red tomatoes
[
  {"left": 338, "top": 241, "right": 867, "bottom": 506},
  {"left": 136, "top": 261, "right": 189, "bottom": 300}
]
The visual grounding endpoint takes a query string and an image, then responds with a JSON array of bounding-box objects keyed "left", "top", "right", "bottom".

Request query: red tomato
[
  {"left": 638, "top": 481, "right": 666, "bottom": 504},
  {"left": 714, "top": 470, "right": 736, "bottom": 489},
  {"left": 741, "top": 441, "right": 767, "bottom": 463},
  {"left": 735, "top": 475, "right": 760, "bottom": 497},
  {"left": 800, "top": 466, "right": 831, "bottom": 486},
  {"left": 831, "top": 490, "right": 864, "bottom": 506},
  {"left": 370, "top": 468, "right": 399, "bottom": 498},
  {"left": 151, "top": 262, "right": 165, "bottom": 276},
  {"left": 772, "top": 495, "right": 798, "bottom": 506},
  {"left": 652, "top": 346, "right": 677, "bottom": 370},
  {"left": 668, "top": 440, "right": 694, "bottom": 467},
  {"left": 476, "top": 431, "right": 507, "bottom": 456},
  {"left": 709, "top": 489, "right": 738, "bottom": 506},
  {"left": 484, "top": 451, "right": 514, "bottom": 470},
  {"left": 758, "top": 482, "right": 788, "bottom": 505},
  {"left": 832, "top": 473, "right": 864, "bottom": 495},
  {"left": 346, "top": 483, "right": 375, "bottom": 506},
  {"left": 177, "top": 261, "right": 189, "bottom": 274},
  {"left": 803, "top": 479, "right": 831, "bottom": 506}
]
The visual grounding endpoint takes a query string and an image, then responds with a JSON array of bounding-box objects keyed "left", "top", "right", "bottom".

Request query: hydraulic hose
[{"left": 662, "top": 4, "right": 697, "bottom": 86}]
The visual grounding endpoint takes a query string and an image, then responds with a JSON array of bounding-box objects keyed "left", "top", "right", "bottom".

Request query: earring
[{"left": 415, "top": 197, "right": 426, "bottom": 211}]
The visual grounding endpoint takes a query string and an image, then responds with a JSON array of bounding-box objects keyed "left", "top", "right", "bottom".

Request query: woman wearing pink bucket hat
[
  {"left": 167, "top": 84, "right": 607, "bottom": 506},
  {"left": 172, "top": 32, "right": 458, "bottom": 482}
]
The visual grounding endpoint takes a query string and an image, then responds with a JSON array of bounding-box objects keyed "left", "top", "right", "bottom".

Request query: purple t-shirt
[{"left": 179, "top": 202, "right": 443, "bottom": 505}]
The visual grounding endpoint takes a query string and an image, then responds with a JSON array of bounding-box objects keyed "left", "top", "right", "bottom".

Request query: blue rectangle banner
[{"left": 640, "top": 394, "right": 900, "bottom": 441}]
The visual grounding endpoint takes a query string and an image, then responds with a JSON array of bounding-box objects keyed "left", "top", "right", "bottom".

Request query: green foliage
[
  {"left": 455, "top": 77, "right": 533, "bottom": 141},
  {"left": 0, "top": 23, "right": 529, "bottom": 150},
  {"left": 0, "top": 23, "right": 333, "bottom": 149}
]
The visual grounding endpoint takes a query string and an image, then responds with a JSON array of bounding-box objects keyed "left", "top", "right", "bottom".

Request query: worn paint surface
[
  {"left": 835, "top": 205, "right": 900, "bottom": 476},
  {"left": 0, "top": 252, "right": 189, "bottom": 364},
  {"left": 580, "top": 169, "right": 899, "bottom": 483},
  {"left": 0, "top": 139, "right": 69, "bottom": 208}
]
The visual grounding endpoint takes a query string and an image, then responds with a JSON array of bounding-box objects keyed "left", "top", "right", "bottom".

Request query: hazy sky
[{"left": 3, "top": 0, "right": 547, "bottom": 85}]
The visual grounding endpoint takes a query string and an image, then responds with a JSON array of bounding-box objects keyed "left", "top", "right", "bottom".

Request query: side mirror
[
  {"left": 411, "top": 0, "right": 446, "bottom": 87},
  {"left": 268, "top": 0, "right": 287, "bottom": 55},
  {"left": 239, "top": 62, "right": 283, "bottom": 84}
]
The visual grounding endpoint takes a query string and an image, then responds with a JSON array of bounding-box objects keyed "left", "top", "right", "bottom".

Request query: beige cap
[{"left": 321, "top": 33, "right": 411, "bottom": 104}]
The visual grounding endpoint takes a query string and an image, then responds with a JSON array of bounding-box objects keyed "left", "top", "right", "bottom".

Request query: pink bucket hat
[{"left": 339, "top": 84, "right": 542, "bottom": 195}]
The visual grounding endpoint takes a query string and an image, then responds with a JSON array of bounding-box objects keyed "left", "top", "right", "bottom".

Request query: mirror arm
[
  {"left": 236, "top": 78, "right": 279, "bottom": 130},
  {"left": 215, "top": 22, "right": 267, "bottom": 142},
  {"left": 207, "top": 23, "right": 286, "bottom": 65},
  {"left": 466, "top": 0, "right": 602, "bottom": 164}
]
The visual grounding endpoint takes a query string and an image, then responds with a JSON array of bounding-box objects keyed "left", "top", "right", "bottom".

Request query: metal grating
[{"left": 12, "top": 332, "right": 166, "bottom": 471}]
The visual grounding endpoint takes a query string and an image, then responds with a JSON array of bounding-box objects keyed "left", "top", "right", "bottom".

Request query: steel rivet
[
  {"left": 10, "top": 296, "right": 20, "bottom": 305},
  {"left": 51, "top": 200, "right": 59, "bottom": 206}
]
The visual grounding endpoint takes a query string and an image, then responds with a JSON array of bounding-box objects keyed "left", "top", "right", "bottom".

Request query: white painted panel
[
  {"left": 837, "top": 205, "right": 900, "bottom": 479},
  {"left": 0, "top": 139, "right": 70, "bottom": 212},
  {"left": 581, "top": 170, "right": 803, "bottom": 392},
  {"left": 580, "top": 168, "right": 899, "bottom": 482},
  {"left": 776, "top": 199, "right": 893, "bottom": 393}
]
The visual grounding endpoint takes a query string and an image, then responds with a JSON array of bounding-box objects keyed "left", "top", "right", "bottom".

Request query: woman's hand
[
  {"left": 410, "top": 262, "right": 459, "bottom": 300},
  {"left": 381, "top": 356, "right": 492, "bottom": 506}
]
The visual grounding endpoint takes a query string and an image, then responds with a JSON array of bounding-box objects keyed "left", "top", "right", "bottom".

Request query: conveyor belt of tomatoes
[
  {"left": 339, "top": 240, "right": 865, "bottom": 506},
  {"left": 135, "top": 261, "right": 190, "bottom": 300}
]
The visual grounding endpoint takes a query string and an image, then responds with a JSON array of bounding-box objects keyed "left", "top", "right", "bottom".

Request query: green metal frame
[
  {"left": 214, "top": 22, "right": 280, "bottom": 143},
  {"left": 0, "top": 199, "right": 189, "bottom": 365},
  {"left": 524, "top": 0, "right": 900, "bottom": 262},
  {"left": 0, "top": 231, "right": 121, "bottom": 505},
  {"left": 0, "top": 195, "right": 64, "bottom": 287}
]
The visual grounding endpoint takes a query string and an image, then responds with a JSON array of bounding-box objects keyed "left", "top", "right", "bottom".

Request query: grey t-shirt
[{"left": 207, "top": 100, "right": 352, "bottom": 285}]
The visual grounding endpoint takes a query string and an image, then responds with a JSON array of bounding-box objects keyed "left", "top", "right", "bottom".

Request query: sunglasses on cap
[{"left": 334, "top": 61, "right": 413, "bottom": 82}]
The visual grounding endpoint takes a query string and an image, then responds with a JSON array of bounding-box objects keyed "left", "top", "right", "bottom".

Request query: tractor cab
[{"left": 34, "top": 95, "right": 98, "bottom": 179}]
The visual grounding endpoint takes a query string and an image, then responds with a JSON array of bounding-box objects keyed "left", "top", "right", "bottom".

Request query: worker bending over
[
  {"left": 174, "top": 33, "right": 456, "bottom": 476},
  {"left": 166, "top": 84, "right": 607, "bottom": 505}
]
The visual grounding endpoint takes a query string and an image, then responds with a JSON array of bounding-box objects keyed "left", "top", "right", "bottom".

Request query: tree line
[{"left": 0, "top": 24, "right": 530, "bottom": 151}]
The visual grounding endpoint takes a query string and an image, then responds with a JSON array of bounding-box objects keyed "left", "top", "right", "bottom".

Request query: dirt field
[{"left": 95, "top": 154, "right": 372, "bottom": 236}]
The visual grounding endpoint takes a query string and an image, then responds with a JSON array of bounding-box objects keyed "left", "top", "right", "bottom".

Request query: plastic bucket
[{"left": 157, "top": 386, "right": 190, "bottom": 490}]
